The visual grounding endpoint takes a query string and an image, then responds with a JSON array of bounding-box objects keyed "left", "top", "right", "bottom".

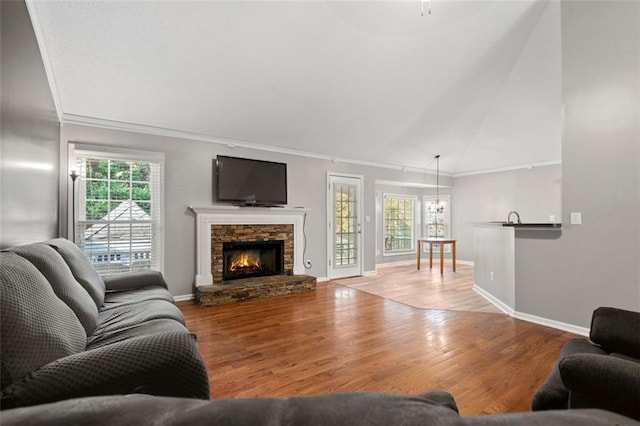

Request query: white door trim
[{"left": 327, "top": 172, "right": 364, "bottom": 279}]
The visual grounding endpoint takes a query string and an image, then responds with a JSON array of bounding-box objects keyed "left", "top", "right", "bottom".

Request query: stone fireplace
[{"left": 189, "top": 205, "right": 316, "bottom": 306}]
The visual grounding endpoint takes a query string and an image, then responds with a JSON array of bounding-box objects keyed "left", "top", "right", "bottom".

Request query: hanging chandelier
[{"left": 433, "top": 154, "right": 444, "bottom": 215}]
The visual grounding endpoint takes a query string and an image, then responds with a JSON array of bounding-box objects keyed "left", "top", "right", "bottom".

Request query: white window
[
  {"left": 383, "top": 194, "right": 417, "bottom": 255},
  {"left": 70, "top": 145, "right": 164, "bottom": 275},
  {"left": 424, "top": 194, "right": 451, "bottom": 249}
]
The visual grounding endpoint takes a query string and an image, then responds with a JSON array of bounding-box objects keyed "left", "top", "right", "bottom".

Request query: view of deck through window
[
  {"left": 73, "top": 149, "right": 163, "bottom": 275},
  {"left": 383, "top": 195, "right": 416, "bottom": 254}
]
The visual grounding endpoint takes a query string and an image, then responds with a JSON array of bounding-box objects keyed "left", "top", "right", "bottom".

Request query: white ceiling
[{"left": 27, "top": 0, "right": 562, "bottom": 175}]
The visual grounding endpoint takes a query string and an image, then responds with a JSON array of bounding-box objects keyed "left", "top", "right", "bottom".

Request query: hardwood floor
[
  {"left": 336, "top": 262, "right": 502, "bottom": 313},
  {"left": 178, "top": 278, "right": 578, "bottom": 416}
]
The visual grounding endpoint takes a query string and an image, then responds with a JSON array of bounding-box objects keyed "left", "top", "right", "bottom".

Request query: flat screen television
[{"left": 215, "top": 155, "right": 287, "bottom": 207}]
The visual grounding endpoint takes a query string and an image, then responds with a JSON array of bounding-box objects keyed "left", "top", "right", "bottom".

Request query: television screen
[{"left": 215, "top": 156, "right": 287, "bottom": 206}]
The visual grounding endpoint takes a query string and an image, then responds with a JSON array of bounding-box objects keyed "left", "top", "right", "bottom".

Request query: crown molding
[
  {"left": 62, "top": 113, "right": 560, "bottom": 179},
  {"left": 62, "top": 113, "right": 438, "bottom": 174},
  {"left": 452, "top": 159, "right": 562, "bottom": 178},
  {"left": 25, "top": 0, "right": 64, "bottom": 124}
]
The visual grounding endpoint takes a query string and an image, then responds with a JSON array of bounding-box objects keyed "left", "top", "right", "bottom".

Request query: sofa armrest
[
  {"left": 559, "top": 353, "right": 640, "bottom": 420},
  {"left": 1, "top": 331, "right": 210, "bottom": 409},
  {"left": 590, "top": 307, "right": 640, "bottom": 358},
  {"left": 102, "top": 270, "right": 169, "bottom": 291}
]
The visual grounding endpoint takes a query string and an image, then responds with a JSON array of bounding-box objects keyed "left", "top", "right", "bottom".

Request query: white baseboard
[
  {"left": 174, "top": 293, "right": 195, "bottom": 302},
  {"left": 473, "top": 285, "right": 514, "bottom": 315},
  {"left": 473, "top": 284, "right": 589, "bottom": 336},
  {"left": 375, "top": 259, "right": 475, "bottom": 270},
  {"left": 375, "top": 260, "right": 415, "bottom": 269},
  {"left": 513, "top": 311, "right": 589, "bottom": 337}
]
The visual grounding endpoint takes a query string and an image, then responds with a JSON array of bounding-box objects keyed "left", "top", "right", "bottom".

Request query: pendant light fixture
[
  {"left": 434, "top": 154, "right": 444, "bottom": 215},
  {"left": 421, "top": 0, "right": 432, "bottom": 16}
]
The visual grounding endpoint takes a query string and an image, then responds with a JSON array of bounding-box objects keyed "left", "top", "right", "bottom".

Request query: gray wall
[
  {"left": 452, "top": 164, "right": 562, "bottom": 261},
  {"left": 0, "top": 1, "right": 60, "bottom": 248},
  {"left": 7, "top": 0, "right": 639, "bottom": 329},
  {"left": 60, "top": 123, "right": 440, "bottom": 296},
  {"left": 514, "top": 0, "right": 639, "bottom": 326}
]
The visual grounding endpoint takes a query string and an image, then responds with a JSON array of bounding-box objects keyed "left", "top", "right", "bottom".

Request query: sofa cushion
[
  {"left": 92, "top": 299, "right": 185, "bottom": 342},
  {"left": 590, "top": 307, "right": 640, "bottom": 358},
  {"left": 102, "top": 270, "right": 169, "bottom": 291},
  {"left": 87, "top": 318, "right": 189, "bottom": 349},
  {"left": 9, "top": 244, "right": 99, "bottom": 335},
  {"left": 1, "top": 331, "right": 210, "bottom": 409},
  {"left": 104, "top": 286, "right": 175, "bottom": 306},
  {"left": 46, "top": 238, "right": 106, "bottom": 308},
  {"left": 560, "top": 353, "right": 640, "bottom": 420},
  {"left": 0, "top": 253, "right": 86, "bottom": 389},
  {"left": 531, "top": 338, "right": 607, "bottom": 411}
]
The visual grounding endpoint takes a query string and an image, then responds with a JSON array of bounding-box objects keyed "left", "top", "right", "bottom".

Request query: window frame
[
  {"left": 382, "top": 193, "right": 418, "bottom": 256},
  {"left": 69, "top": 143, "right": 165, "bottom": 275}
]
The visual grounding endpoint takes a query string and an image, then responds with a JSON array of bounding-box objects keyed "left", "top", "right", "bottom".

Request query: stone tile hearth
[{"left": 195, "top": 274, "right": 317, "bottom": 306}]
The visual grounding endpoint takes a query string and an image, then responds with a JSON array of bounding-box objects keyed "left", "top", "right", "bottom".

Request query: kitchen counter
[
  {"left": 477, "top": 222, "right": 562, "bottom": 230},
  {"left": 472, "top": 222, "right": 562, "bottom": 314}
]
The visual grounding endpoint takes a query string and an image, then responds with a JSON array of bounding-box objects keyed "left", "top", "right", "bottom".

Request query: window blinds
[{"left": 71, "top": 144, "right": 164, "bottom": 275}]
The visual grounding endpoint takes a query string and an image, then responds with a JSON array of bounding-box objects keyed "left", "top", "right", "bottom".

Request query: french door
[{"left": 327, "top": 173, "right": 363, "bottom": 279}]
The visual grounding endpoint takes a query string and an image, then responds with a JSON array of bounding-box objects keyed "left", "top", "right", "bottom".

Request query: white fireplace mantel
[{"left": 189, "top": 205, "right": 308, "bottom": 287}]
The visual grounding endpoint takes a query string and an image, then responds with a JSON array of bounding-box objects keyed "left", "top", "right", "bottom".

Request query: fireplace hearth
[{"left": 222, "top": 240, "right": 284, "bottom": 281}]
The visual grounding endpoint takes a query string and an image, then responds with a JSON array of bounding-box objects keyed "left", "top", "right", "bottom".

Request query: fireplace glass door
[{"left": 222, "top": 240, "right": 284, "bottom": 281}]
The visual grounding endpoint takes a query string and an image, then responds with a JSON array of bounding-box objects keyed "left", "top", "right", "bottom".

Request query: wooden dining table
[{"left": 416, "top": 238, "right": 457, "bottom": 275}]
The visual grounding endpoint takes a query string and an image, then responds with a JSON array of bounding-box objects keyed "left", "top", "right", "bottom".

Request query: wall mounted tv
[{"left": 215, "top": 155, "right": 287, "bottom": 207}]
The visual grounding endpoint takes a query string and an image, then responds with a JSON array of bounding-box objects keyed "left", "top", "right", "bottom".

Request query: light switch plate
[{"left": 570, "top": 212, "right": 582, "bottom": 225}]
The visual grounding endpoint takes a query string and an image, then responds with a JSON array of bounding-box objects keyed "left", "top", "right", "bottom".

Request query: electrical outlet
[
  {"left": 490, "top": 271, "right": 494, "bottom": 281},
  {"left": 549, "top": 215, "right": 555, "bottom": 222}
]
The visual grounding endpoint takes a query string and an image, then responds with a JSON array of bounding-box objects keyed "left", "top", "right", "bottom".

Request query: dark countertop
[{"left": 477, "top": 222, "right": 563, "bottom": 230}]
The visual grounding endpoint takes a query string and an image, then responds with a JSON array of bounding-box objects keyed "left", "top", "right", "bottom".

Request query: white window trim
[
  {"left": 68, "top": 143, "right": 165, "bottom": 274},
  {"left": 382, "top": 193, "right": 418, "bottom": 257}
]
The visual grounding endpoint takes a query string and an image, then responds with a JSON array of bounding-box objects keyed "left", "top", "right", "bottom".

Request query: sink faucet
[{"left": 507, "top": 211, "right": 521, "bottom": 224}]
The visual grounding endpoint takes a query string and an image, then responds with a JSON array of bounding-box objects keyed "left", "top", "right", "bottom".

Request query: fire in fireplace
[
  {"left": 222, "top": 240, "right": 284, "bottom": 281},
  {"left": 228, "top": 250, "right": 261, "bottom": 273}
]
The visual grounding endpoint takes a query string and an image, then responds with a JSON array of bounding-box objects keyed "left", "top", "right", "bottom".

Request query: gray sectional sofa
[
  {"left": 0, "top": 238, "right": 210, "bottom": 409},
  {"left": 3, "top": 391, "right": 639, "bottom": 425},
  {"left": 532, "top": 307, "right": 640, "bottom": 421}
]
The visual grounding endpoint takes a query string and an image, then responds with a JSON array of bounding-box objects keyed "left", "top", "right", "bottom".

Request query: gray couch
[
  {"left": 532, "top": 307, "right": 640, "bottom": 421},
  {"left": 0, "top": 238, "right": 210, "bottom": 409},
  {"left": 3, "top": 392, "right": 639, "bottom": 425}
]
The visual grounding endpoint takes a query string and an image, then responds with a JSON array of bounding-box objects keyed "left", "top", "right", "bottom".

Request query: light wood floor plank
[
  {"left": 336, "top": 262, "right": 501, "bottom": 313},
  {"left": 179, "top": 276, "right": 577, "bottom": 416}
]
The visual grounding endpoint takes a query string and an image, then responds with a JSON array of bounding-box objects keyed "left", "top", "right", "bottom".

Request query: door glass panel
[{"left": 334, "top": 183, "right": 358, "bottom": 267}]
